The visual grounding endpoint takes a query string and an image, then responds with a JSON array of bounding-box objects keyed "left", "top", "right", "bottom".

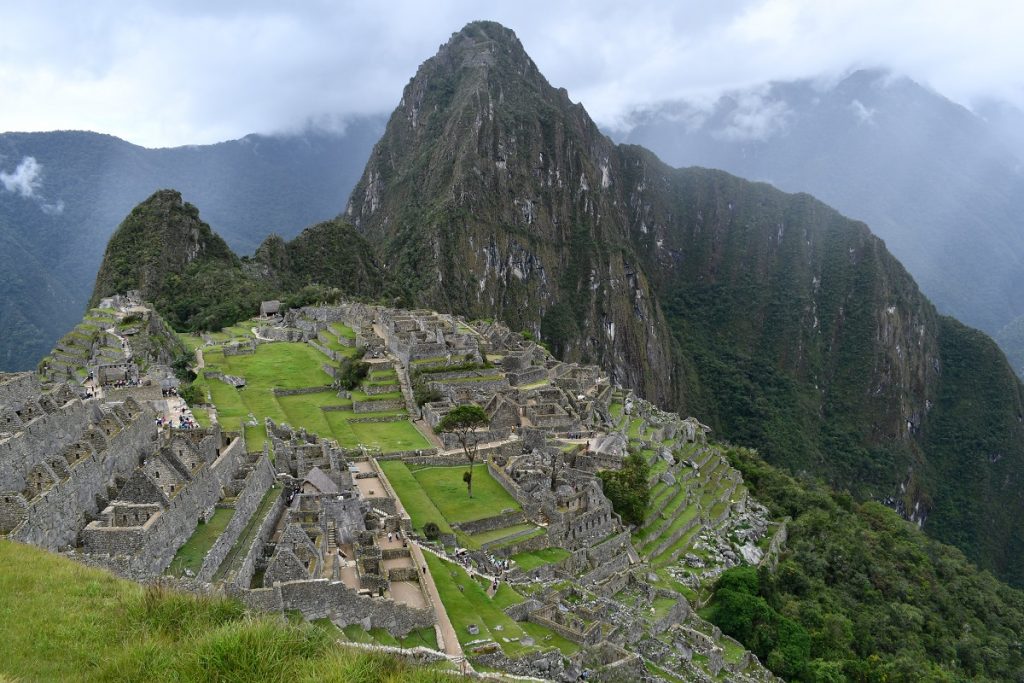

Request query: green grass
[
  {"left": 191, "top": 407, "right": 212, "bottom": 428},
  {"left": 166, "top": 507, "right": 235, "bottom": 577},
  {"left": 0, "top": 540, "right": 459, "bottom": 683},
  {"left": 412, "top": 466, "right": 520, "bottom": 524},
  {"left": 329, "top": 322, "right": 357, "bottom": 340},
  {"left": 222, "top": 342, "right": 331, "bottom": 388},
  {"left": 377, "top": 461, "right": 453, "bottom": 535},
  {"left": 423, "top": 553, "right": 575, "bottom": 657},
  {"left": 244, "top": 423, "right": 267, "bottom": 454},
  {"left": 195, "top": 341, "right": 428, "bottom": 454},
  {"left": 488, "top": 527, "right": 546, "bottom": 550},
  {"left": 349, "top": 421, "right": 430, "bottom": 452},
  {"left": 510, "top": 547, "right": 570, "bottom": 571}
]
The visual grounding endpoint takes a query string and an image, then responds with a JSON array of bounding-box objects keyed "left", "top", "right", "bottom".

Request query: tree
[
  {"left": 597, "top": 452, "right": 650, "bottom": 526},
  {"left": 436, "top": 404, "right": 489, "bottom": 497}
]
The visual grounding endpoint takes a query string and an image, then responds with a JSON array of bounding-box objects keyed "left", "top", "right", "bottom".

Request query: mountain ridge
[
  {"left": 341, "top": 21, "right": 1024, "bottom": 585},
  {"left": 0, "top": 120, "right": 385, "bottom": 371}
]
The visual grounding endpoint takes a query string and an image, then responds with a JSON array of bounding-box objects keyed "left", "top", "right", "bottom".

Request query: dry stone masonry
[{"left": 3, "top": 296, "right": 783, "bottom": 682}]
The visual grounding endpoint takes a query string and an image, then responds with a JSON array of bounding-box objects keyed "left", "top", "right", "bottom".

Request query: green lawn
[
  {"left": 244, "top": 423, "right": 267, "bottom": 453},
  {"left": 377, "top": 461, "right": 453, "bottom": 535},
  {"left": 510, "top": 547, "right": 570, "bottom": 572},
  {"left": 166, "top": 507, "right": 235, "bottom": 577},
  {"left": 424, "top": 553, "right": 579, "bottom": 657},
  {"left": 412, "top": 466, "right": 520, "bottom": 524},
  {"left": 221, "top": 342, "right": 331, "bottom": 388},
  {"left": 349, "top": 421, "right": 430, "bottom": 452},
  {"left": 195, "top": 341, "right": 427, "bottom": 454},
  {"left": 330, "top": 322, "right": 357, "bottom": 339}
]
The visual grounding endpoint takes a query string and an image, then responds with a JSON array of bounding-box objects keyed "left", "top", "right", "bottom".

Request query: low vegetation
[
  {"left": 0, "top": 540, "right": 457, "bottom": 682},
  {"left": 597, "top": 452, "right": 650, "bottom": 526}
]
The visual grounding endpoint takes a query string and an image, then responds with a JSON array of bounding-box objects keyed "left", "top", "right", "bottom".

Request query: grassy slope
[{"left": 0, "top": 540, "right": 457, "bottom": 683}]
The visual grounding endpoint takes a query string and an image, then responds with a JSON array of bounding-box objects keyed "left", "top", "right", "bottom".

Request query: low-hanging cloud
[
  {"left": 1, "top": 1, "right": 1023, "bottom": 147},
  {"left": 713, "top": 92, "right": 792, "bottom": 142},
  {"left": 0, "top": 156, "right": 42, "bottom": 198}
]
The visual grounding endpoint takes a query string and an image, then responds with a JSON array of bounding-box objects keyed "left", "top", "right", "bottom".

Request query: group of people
[
  {"left": 106, "top": 377, "right": 140, "bottom": 388},
  {"left": 155, "top": 405, "right": 199, "bottom": 430}
]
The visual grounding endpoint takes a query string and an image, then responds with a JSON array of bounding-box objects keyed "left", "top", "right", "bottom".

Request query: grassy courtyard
[
  {"left": 411, "top": 465, "right": 520, "bottom": 524},
  {"left": 186, "top": 331, "right": 430, "bottom": 454},
  {"left": 423, "top": 552, "right": 578, "bottom": 657}
]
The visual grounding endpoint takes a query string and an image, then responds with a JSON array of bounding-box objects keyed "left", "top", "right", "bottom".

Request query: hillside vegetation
[
  {"left": 706, "top": 447, "right": 1024, "bottom": 681},
  {"left": 89, "top": 190, "right": 385, "bottom": 333},
  {"left": 0, "top": 540, "right": 455, "bottom": 683}
]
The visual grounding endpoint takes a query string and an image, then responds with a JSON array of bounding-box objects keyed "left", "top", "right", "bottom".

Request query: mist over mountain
[
  {"left": 0, "top": 119, "right": 384, "bottom": 371},
  {"left": 617, "top": 71, "right": 1024, "bottom": 363}
]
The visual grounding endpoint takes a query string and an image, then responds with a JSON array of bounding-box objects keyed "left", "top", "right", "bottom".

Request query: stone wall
[
  {"left": 364, "top": 383, "right": 401, "bottom": 396},
  {"left": 486, "top": 460, "right": 540, "bottom": 518},
  {"left": 759, "top": 518, "right": 789, "bottom": 570},
  {"left": 234, "top": 579, "right": 435, "bottom": 636},
  {"left": 11, "top": 407, "right": 154, "bottom": 551},
  {"left": 82, "top": 436, "right": 243, "bottom": 577},
  {"left": 0, "top": 397, "right": 96, "bottom": 491},
  {"left": 0, "top": 372, "right": 39, "bottom": 407},
  {"left": 353, "top": 399, "right": 405, "bottom": 414},
  {"left": 230, "top": 490, "right": 286, "bottom": 589},
  {"left": 197, "top": 455, "right": 275, "bottom": 581},
  {"left": 453, "top": 510, "right": 526, "bottom": 535},
  {"left": 272, "top": 386, "right": 335, "bottom": 398}
]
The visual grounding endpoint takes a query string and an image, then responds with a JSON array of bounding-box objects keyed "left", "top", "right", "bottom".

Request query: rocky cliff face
[
  {"left": 345, "top": 22, "right": 1024, "bottom": 584},
  {"left": 345, "top": 22, "right": 677, "bottom": 405}
]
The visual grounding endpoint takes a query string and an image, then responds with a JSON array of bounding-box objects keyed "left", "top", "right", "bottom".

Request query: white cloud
[
  {"left": 714, "top": 91, "right": 791, "bottom": 141},
  {"left": 850, "top": 99, "right": 877, "bottom": 125},
  {"left": 0, "top": 1, "right": 1022, "bottom": 147},
  {"left": 0, "top": 156, "right": 42, "bottom": 197}
]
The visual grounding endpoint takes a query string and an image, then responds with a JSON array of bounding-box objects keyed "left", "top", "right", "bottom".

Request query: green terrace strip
[
  {"left": 329, "top": 322, "right": 357, "bottom": 340},
  {"left": 213, "top": 485, "right": 282, "bottom": 584},
  {"left": 166, "top": 507, "right": 235, "bottom": 577},
  {"left": 0, "top": 540, "right": 460, "bottom": 683},
  {"left": 510, "top": 548, "right": 570, "bottom": 572}
]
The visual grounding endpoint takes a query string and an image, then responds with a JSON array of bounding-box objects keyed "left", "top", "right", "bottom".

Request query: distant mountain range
[
  {"left": 616, "top": 70, "right": 1024, "bottom": 377},
  {"left": 0, "top": 120, "right": 385, "bottom": 371}
]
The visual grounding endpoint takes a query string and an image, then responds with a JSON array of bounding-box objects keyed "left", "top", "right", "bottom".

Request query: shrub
[{"left": 423, "top": 522, "right": 441, "bottom": 541}]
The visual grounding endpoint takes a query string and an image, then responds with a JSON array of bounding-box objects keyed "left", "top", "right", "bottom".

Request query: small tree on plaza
[{"left": 436, "top": 404, "right": 489, "bottom": 498}]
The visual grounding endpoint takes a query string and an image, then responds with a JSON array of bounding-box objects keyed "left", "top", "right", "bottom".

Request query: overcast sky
[{"left": 2, "top": 0, "right": 1022, "bottom": 148}]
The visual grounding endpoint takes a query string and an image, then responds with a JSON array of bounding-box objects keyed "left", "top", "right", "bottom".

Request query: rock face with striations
[
  {"left": 345, "top": 22, "right": 1024, "bottom": 584},
  {"left": 345, "top": 22, "right": 677, "bottom": 406}
]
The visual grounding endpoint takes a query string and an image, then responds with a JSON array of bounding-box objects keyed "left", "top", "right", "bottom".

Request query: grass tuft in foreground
[{"left": 0, "top": 540, "right": 457, "bottom": 682}]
